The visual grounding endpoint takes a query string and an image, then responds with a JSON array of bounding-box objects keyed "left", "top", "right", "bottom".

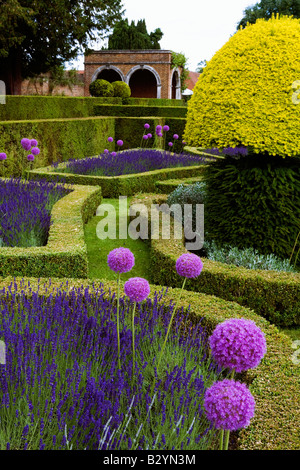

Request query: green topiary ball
[
  {"left": 89, "top": 79, "right": 114, "bottom": 97},
  {"left": 184, "top": 15, "right": 300, "bottom": 158},
  {"left": 112, "top": 81, "right": 131, "bottom": 98}
]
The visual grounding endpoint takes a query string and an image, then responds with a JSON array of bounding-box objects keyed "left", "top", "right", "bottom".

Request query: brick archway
[
  {"left": 126, "top": 65, "right": 161, "bottom": 98},
  {"left": 171, "top": 68, "right": 181, "bottom": 100},
  {"left": 91, "top": 65, "right": 125, "bottom": 83}
]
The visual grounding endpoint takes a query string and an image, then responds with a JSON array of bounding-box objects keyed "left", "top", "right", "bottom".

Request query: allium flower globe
[
  {"left": 124, "top": 277, "right": 150, "bottom": 302},
  {"left": 147, "top": 133, "right": 152, "bottom": 138},
  {"left": 143, "top": 135, "right": 148, "bottom": 140},
  {"left": 107, "top": 247, "right": 135, "bottom": 273},
  {"left": 176, "top": 253, "right": 203, "bottom": 278},
  {"left": 163, "top": 125, "right": 169, "bottom": 132},
  {"left": 168, "top": 142, "right": 173, "bottom": 147},
  {"left": 209, "top": 318, "right": 267, "bottom": 372},
  {"left": 21, "top": 138, "right": 31, "bottom": 151},
  {"left": 111, "top": 152, "right": 117, "bottom": 157},
  {"left": 117, "top": 140, "right": 123, "bottom": 147},
  {"left": 31, "top": 139, "right": 38, "bottom": 147},
  {"left": 27, "top": 154, "right": 34, "bottom": 161},
  {"left": 107, "top": 137, "right": 113, "bottom": 143},
  {"left": 0, "top": 153, "right": 7, "bottom": 160},
  {"left": 144, "top": 123, "right": 150, "bottom": 129},
  {"left": 173, "top": 134, "right": 179, "bottom": 140},
  {"left": 204, "top": 379, "right": 255, "bottom": 431},
  {"left": 104, "top": 149, "right": 109, "bottom": 154},
  {"left": 31, "top": 147, "right": 40, "bottom": 155}
]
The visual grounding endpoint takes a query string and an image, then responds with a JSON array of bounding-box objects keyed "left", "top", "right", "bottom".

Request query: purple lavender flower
[
  {"left": 176, "top": 253, "right": 203, "bottom": 278},
  {"left": 209, "top": 318, "right": 267, "bottom": 372},
  {"left": 204, "top": 379, "right": 255, "bottom": 431},
  {"left": 124, "top": 277, "right": 150, "bottom": 303},
  {"left": 117, "top": 140, "right": 123, "bottom": 147},
  {"left": 0, "top": 153, "right": 7, "bottom": 160},
  {"left": 31, "top": 139, "right": 38, "bottom": 147},
  {"left": 163, "top": 125, "right": 169, "bottom": 132},
  {"left": 31, "top": 147, "right": 40, "bottom": 155},
  {"left": 144, "top": 123, "right": 150, "bottom": 129},
  {"left": 27, "top": 154, "right": 34, "bottom": 161},
  {"left": 173, "top": 134, "right": 179, "bottom": 140},
  {"left": 108, "top": 137, "right": 113, "bottom": 143},
  {"left": 21, "top": 138, "right": 31, "bottom": 151},
  {"left": 107, "top": 247, "right": 135, "bottom": 273}
]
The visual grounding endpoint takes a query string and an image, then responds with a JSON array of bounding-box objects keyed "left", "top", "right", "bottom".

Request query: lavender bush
[
  {"left": 0, "top": 280, "right": 225, "bottom": 450},
  {"left": 55, "top": 149, "right": 207, "bottom": 177},
  {"left": 0, "top": 178, "right": 71, "bottom": 247}
]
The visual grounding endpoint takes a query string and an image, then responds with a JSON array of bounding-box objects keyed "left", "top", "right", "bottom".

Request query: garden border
[
  {"left": 0, "top": 182, "right": 102, "bottom": 278},
  {"left": 28, "top": 158, "right": 208, "bottom": 197},
  {"left": 130, "top": 193, "right": 300, "bottom": 327},
  {"left": 0, "top": 275, "right": 297, "bottom": 450}
]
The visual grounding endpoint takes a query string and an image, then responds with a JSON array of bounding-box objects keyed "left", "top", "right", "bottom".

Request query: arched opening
[
  {"left": 96, "top": 68, "right": 122, "bottom": 83},
  {"left": 129, "top": 69, "right": 157, "bottom": 98},
  {"left": 171, "top": 69, "right": 181, "bottom": 99}
]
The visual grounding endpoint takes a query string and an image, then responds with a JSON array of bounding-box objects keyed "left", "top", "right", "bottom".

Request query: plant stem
[
  {"left": 132, "top": 302, "right": 136, "bottom": 385},
  {"left": 224, "top": 429, "right": 230, "bottom": 450},
  {"left": 116, "top": 272, "right": 121, "bottom": 370},
  {"left": 219, "top": 429, "right": 224, "bottom": 450},
  {"left": 289, "top": 231, "right": 300, "bottom": 264},
  {"left": 150, "top": 277, "right": 187, "bottom": 396}
]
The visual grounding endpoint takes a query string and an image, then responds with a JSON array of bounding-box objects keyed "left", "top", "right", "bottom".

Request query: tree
[
  {"left": 0, "top": 0, "right": 124, "bottom": 95},
  {"left": 196, "top": 60, "right": 207, "bottom": 74},
  {"left": 107, "top": 18, "right": 163, "bottom": 50},
  {"left": 237, "top": 0, "right": 300, "bottom": 29}
]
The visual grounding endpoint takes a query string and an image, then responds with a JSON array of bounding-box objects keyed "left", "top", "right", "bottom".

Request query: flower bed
[
  {"left": 0, "top": 275, "right": 297, "bottom": 450},
  {"left": 130, "top": 193, "right": 300, "bottom": 328},
  {"left": 0, "top": 183, "right": 102, "bottom": 279}
]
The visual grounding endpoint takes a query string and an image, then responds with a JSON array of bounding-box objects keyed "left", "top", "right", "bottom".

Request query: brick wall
[{"left": 21, "top": 72, "right": 85, "bottom": 96}]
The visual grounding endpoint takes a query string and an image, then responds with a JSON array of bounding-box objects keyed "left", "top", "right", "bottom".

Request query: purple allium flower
[
  {"left": 156, "top": 125, "right": 162, "bottom": 131},
  {"left": 204, "top": 379, "right": 255, "bottom": 431},
  {"left": 168, "top": 142, "right": 173, "bottom": 147},
  {"left": 27, "top": 154, "right": 34, "bottom": 161},
  {"left": 117, "top": 140, "right": 123, "bottom": 147},
  {"left": 143, "top": 135, "right": 148, "bottom": 140},
  {"left": 163, "top": 125, "right": 169, "bottom": 132},
  {"left": 176, "top": 253, "right": 203, "bottom": 278},
  {"left": 0, "top": 153, "right": 7, "bottom": 160},
  {"left": 31, "top": 139, "right": 38, "bottom": 147},
  {"left": 104, "top": 149, "right": 109, "bottom": 154},
  {"left": 124, "top": 277, "right": 150, "bottom": 302},
  {"left": 147, "top": 133, "right": 152, "bottom": 138},
  {"left": 108, "top": 137, "right": 113, "bottom": 143},
  {"left": 144, "top": 123, "right": 150, "bottom": 129},
  {"left": 157, "top": 132, "right": 163, "bottom": 138},
  {"left": 107, "top": 247, "right": 135, "bottom": 273},
  {"left": 173, "top": 134, "right": 179, "bottom": 140},
  {"left": 31, "top": 147, "right": 40, "bottom": 155},
  {"left": 111, "top": 152, "right": 117, "bottom": 157},
  {"left": 209, "top": 318, "right": 267, "bottom": 373},
  {"left": 21, "top": 138, "right": 31, "bottom": 151}
]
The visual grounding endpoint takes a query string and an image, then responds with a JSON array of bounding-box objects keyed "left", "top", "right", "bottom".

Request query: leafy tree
[
  {"left": 196, "top": 60, "right": 207, "bottom": 74},
  {"left": 237, "top": 0, "right": 300, "bottom": 29},
  {"left": 171, "top": 51, "right": 189, "bottom": 92},
  {"left": 0, "top": 0, "right": 124, "bottom": 94},
  {"left": 107, "top": 18, "right": 163, "bottom": 50}
]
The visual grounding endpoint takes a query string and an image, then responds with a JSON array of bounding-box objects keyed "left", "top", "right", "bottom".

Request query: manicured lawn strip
[
  {"left": 0, "top": 183, "right": 102, "bottom": 278},
  {"left": 84, "top": 197, "right": 151, "bottom": 281},
  {"left": 0, "top": 275, "right": 298, "bottom": 450},
  {"left": 130, "top": 193, "right": 300, "bottom": 328}
]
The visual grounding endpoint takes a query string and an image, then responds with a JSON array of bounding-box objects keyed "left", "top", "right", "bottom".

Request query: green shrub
[
  {"left": 203, "top": 153, "right": 300, "bottom": 264},
  {"left": 112, "top": 81, "right": 131, "bottom": 98},
  {"left": 93, "top": 104, "right": 187, "bottom": 118},
  {"left": 89, "top": 79, "right": 114, "bottom": 97}
]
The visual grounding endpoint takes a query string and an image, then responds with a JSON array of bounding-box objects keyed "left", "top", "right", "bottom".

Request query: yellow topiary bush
[{"left": 184, "top": 15, "right": 300, "bottom": 157}]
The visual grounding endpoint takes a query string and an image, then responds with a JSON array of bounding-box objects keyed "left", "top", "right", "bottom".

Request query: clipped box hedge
[
  {"left": 130, "top": 193, "right": 300, "bottom": 327},
  {"left": 93, "top": 104, "right": 187, "bottom": 118},
  {"left": 0, "top": 183, "right": 102, "bottom": 278},
  {"left": 0, "top": 275, "right": 298, "bottom": 450},
  {"left": 28, "top": 157, "right": 207, "bottom": 197}
]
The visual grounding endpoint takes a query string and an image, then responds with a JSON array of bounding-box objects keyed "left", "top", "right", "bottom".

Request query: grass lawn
[{"left": 84, "top": 197, "right": 151, "bottom": 281}]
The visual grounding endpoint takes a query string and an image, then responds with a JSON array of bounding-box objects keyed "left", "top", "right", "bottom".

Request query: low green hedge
[
  {"left": 131, "top": 193, "right": 300, "bottom": 327},
  {"left": 0, "top": 275, "right": 298, "bottom": 450},
  {"left": 28, "top": 159, "right": 206, "bottom": 197},
  {"left": 155, "top": 175, "right": 205, "bottom": 193},
  {"left": 0, "top": 183, "right": 102, "bottom": 278},
  {"left": 93, "top": 104, "right": 187, "bottom": 118}
]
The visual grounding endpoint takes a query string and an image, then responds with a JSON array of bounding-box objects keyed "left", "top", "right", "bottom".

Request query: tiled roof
[{"left": 185, "top": 71, "right": 200, "bottom": 90}]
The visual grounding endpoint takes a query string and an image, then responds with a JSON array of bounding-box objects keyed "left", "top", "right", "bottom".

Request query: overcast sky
[{"left": 68, "top": 0, "right": 256, "bottom": 72}]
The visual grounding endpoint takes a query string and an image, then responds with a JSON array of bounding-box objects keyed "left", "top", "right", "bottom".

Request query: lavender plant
[
  {"left": 0, "top": 279, "right": 225, "bottom": 450},
  {"left": 0, "top": 178, "right": 71, "bottom": 247}
]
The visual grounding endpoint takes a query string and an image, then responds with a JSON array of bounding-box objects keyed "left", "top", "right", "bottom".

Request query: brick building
[{"left": 84, "top": 49, "right": 182, "bottom": 99}]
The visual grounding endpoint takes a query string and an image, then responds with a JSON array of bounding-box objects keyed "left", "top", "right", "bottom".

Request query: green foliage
[
  {"left": 237, "top": 0, "right": 300, "bottom": 29},
  {"left": 0, "top": 0, "right": 124, "bottom": 94},
  {"left": 171, "top": 51, "right": 189, "bottom": 92},
  {"left": 203, "top": 154, "right": 300, "bottom": 263},
  {"left": 93, "top": 104, "right": 187, "bottom": 118},
  {"left": 107, "top": 18, "right": 163, "bottom": 50},
  {"left": 89, "top": 79, "right": 114, "bottom": 97},
  {"left": 111, "top": 81, "right": 131, "bottom": 98}
]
